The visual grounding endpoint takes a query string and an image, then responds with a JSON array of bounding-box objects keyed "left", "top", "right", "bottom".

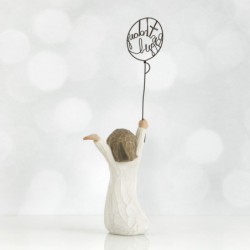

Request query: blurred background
[{"left": 0, "top": 0, "right": 249, "bottom": 215}]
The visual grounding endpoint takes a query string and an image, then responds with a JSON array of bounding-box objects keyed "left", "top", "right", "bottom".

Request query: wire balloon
[{"left": 126, "top": 17, "right": 164, "bottom": 120}]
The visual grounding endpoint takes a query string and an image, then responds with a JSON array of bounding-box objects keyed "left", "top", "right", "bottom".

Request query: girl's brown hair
[{"left": 107, "top": 129, "right": 137, "bottom": 162}]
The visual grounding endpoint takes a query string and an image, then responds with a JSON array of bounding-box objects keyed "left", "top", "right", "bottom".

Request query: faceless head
[{"left": 107, "top": 129, "right": 137, "bottom": 162}]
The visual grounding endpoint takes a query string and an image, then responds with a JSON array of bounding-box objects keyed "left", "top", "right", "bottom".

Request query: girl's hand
[
  {"left": 139, "top": 119, "right": 148, "bottom": 129},
  {"left": 83, "top": 134, "right": 100, "bottom": 142}
]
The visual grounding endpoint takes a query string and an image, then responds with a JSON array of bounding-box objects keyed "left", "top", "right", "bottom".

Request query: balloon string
[{"left": 142, "top": 61, "right": 151, "bottom": 120}]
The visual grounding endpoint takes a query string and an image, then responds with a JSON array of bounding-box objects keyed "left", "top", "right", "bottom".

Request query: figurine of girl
[{"left": 83, "top": 119, "right": 149, "bottom": 235}]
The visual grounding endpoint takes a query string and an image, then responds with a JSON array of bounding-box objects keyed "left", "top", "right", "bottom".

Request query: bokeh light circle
[
  {"left": 207, "top": 30, "right": 247, "bottom": 70},
  {"left": 66, "top": 46, "right": 99, "bottom": 82},
  {"left": 33, "top": 9, "right": 71, "bottom": 44},
  {"left": 243, "top": 108, "right": 250, "bottom": 132},
  {"left": 71, "top": 14, "right": 107, "bottom": 50},
  {"left": 146, "top": 53, "right": 177, "bottom": 90},
  {"left": 232, "top": 0, "right": 250, "bottom": 10},
  {"left": 186, "top": 129, "right": 224, "bottom": 164},
  {"left": 240, "top": 141, "right": 250, "bottom": 169},
  {"left": 156, "top": 157, "right": 210, "bottom": 214},
  {"left": 54, "top": 97, "right": 92, "bottom": 133},
  {"left": 171, "top": 42, "right": 206, "bottom": 80},
  {"left": 223, "top": 170, "right": 250, "bottom": 208},
  {"left": 4, "top": 67, "right": 41, "bottom": 103},
  {"left": 28, "top": 51, "right": 68, "bottom": 91},
  {"left": 0, "top": 30, "right": 30, "bottom": 64},
  {"left": 0, "top": 130, "right": 13, "bottom": 162},
  {"left": 20, "top": 169, "right": 66, "bottom": 214}
]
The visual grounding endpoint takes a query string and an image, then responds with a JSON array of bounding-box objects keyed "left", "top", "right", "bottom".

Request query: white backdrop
[{"left": 0, "top": 0, "right": 250, "bottom": 215}]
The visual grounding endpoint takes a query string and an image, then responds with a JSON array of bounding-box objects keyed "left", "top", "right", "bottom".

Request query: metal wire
[{"left": 142, "top": 61, "right": 151, "bottom": 120}]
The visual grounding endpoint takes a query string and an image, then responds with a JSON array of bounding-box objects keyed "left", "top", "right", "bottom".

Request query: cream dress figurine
[{"left": 83, "top": 119, "right": 149, "bottom": 235}]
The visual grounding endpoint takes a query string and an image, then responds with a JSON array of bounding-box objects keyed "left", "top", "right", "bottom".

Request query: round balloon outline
[{"left": 126, "top": 17, "right": 164, "bottom": 62}]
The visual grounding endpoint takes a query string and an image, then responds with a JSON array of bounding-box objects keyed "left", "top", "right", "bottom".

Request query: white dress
[{"left": 94, "top": 127, "right": 149, "bottom": 235}]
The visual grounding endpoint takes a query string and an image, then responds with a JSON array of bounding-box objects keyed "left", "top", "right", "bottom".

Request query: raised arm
[
  {"left": 83, "top": 134, "right": 115, "bottom": 164},
  {"left": 136, "top": 119, "right": 148, "bottom": 157}
]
